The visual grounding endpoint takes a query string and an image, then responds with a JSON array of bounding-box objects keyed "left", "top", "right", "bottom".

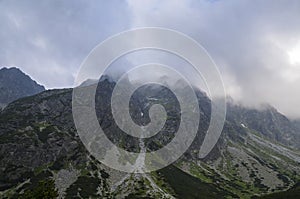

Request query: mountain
[
  {"left": 0, "top": 67, "right": 45, "bottom": 108},
  {"left": 79, "top": 75, "right": 115, "bottom": 87},
  {"left": 227, "top": 103, "right": 300, "bottom": 150},
  {"left": 0, "top": 76, "right": 299, "bottom": 198}
]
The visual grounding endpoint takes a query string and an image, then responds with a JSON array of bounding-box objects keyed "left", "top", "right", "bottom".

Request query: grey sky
[{"left": 0, "top": 0, "right": 300, "bottom": 119}]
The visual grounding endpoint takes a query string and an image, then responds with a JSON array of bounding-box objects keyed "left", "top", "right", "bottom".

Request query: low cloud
[
  {"left": 126, "top": 0, "right": 300, "bottom": 119},
  {"left": 1, "top": 0, "right": 300, "bottom": 119}
]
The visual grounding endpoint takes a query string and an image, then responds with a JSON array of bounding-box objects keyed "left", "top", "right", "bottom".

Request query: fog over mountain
[
  {"left": 0, "top": 69, "right": 299, "bottom": 198},
  {"left": 0, "top": 0, "right": 300, "bottom": 118}
]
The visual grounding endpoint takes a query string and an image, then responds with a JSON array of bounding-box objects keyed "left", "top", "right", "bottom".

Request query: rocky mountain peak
[{"left": 0, "top": 67, "right": 45, "bottom": 107}]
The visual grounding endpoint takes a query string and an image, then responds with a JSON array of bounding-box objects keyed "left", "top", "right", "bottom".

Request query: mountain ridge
[{"left": 0, "top": 72, "right": 299, "bottom": 198}]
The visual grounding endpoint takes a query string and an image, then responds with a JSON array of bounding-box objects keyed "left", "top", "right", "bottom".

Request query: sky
[{"left": 0, "top": 0, "right": 300, "bottom": 119}]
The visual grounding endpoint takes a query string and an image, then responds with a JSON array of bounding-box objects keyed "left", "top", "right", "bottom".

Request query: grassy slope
[{"left": 156, "top": 165, "right": 237, "bottom": 199}]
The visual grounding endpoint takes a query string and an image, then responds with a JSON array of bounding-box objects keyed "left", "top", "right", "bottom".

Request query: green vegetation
[
  {"left": 258, "top": 186, "right": 300, "bottom": 199},
  {"left": 19, "top": 179, "right": 57, "bottom": 199},
  {"left": 37, "top": 126, "right": 55, "bottom": 143},
  {"left": 189, "top": 162, "right": 213, "bottom": 183},
  {"left": 157, "top": 165, "right": 237, "bottom": 199},
  {"left": 150, "top": 171, "right": 175, "bottom": 195},
  {"left": 33, "top": 164, "right": 52, "bottom": 176},
  {"left": 65, "top": 176, "right": 101, "bottom": 198}
]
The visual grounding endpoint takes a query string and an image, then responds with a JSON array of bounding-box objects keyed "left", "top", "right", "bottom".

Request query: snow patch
[{"left": 241, "top": 123, "right": 246, "bottom": 128}]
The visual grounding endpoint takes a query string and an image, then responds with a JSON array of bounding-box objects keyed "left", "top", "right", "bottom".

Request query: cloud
[
  {"left": 0, "top": 0, "right": 131, "bottom": 88},
  {"left": 126, "top": 0, "right": 300, "bottom": 119},
  {"left": 0, "top": 0, "right": 300, "bottom": 119}
]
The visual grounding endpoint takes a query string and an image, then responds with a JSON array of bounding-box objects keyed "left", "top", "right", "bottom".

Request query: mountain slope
[{"left": 0, "top": 76, "right": 299, "bottom": 198}]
